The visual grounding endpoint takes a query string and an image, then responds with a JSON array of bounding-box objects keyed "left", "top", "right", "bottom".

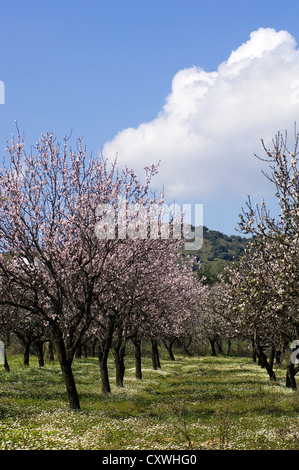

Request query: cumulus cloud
[{"left": 103, "top": 28, "right": 299, "bottom": 209}]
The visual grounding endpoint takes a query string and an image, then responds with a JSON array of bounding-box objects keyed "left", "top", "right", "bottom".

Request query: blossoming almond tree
[
  {"left": 227, "top": 129, "right": 299, "bottom": 385},
  {"left": 223, "top": 242, "right": 291, "bottom": 381},
  {"left": 93, "top": 234, "right": 205, "bottom": 391},
  {"left": 0, "top": 131, "right": 161, "bottom": 409},
  {"left": 199, "top": 283, "right": 235, "bottom": 357},
  {"left": 126, "top": 244, "right": 204, "bottom": 379},
  {"left": 239, "top": 130, "right": 298, "bottom": 305}
]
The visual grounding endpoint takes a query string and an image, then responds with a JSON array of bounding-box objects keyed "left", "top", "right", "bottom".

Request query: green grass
[{"left": 1, "top": 353, "right": 299, "bottom": 450}]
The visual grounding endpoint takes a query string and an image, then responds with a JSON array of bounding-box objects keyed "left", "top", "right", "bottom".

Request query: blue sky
[{"left": 1, "top": 0, "right": 299, "bottom": 235}]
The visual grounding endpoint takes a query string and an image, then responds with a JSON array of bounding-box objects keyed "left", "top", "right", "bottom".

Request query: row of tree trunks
[
  {"left": 2, "top": 333, "right": 168, "bottom": 408},
  {"left": 254, "top": 343, "right": 299, "bottom": 390},
  {"left": 2, "top": 338, "right": 54, "bottom": 368}
]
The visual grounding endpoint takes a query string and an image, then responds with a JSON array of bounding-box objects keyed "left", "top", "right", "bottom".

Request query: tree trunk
[
  {"left": 163, "top": 340, "right": 175, "bottom": 361},
  {"left": 98, "top": 351, "right": 111, "bottom": 394},
  {"left": 4, "top": 349, "right": 10, "bottom": 372},
  {"left": 227, "top": 339, "right": 231, "bottom": 356},
  {"left": 251, "top": 341, "right": 257, "bottom": 362},
  {"left": 83, "top": 345, "right": 88, "bottom": 358},
  {"left": 285, "top": 352, "right": 299, "bottom": 389},
  {"left": 257, "top": 347, "right": 276, "bottom": 381},
  {"left": 47, "top": 341, "right": 55, "bottom": 362},
  {"left": 286, "top": 363, "right": 297, "bottom": 389},
  {"left": 23, "top": 341, "right": 31, "bottom": 366},
  {"left": 180, "top": 337, "right": 193, "bottom": 356},
  {"left": 60, "top": 359, "right": 81, "bottom": 409},
  {"left": 132, "top": 337, "right": 142, "bottom": 380},
  {"left": 90, "top": 338, "right": 97, "bottom": 357},
  {"left": 216, "top": 339, "right": 223, "bottom": 355},
  {"left": 114, "top": 352, "right": 125, "bottom": 387},
  {"left": 54, "top": 336, "right": 80, "bottom": 410},
  {"left": 151, "top": 340, "right": 161, "bottom": 370},
  {"left": 113, "top": 329, "right": 126, "bottom": 387},
  {"left": 75, "top": 343, "right": 82, "bottom": 359},
  {"left": 97, "top": 318, "right": 115, "bottom": 394},
  {"left": 34, "top": 340, "right": 45, "bottom": 367},
  {"left": 209, "top": 337, "right": 217, "bottom": 356},
  {"left": 275, "top": 349, "right": 282, "bottom": 365},
  {"left": 269, "top": 346, "right": 275, "bottom": 371}
]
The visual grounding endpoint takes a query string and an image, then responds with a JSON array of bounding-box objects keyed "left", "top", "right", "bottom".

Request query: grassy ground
[{"left": 1, "top": 352, "right": 299, "bottom": 450}]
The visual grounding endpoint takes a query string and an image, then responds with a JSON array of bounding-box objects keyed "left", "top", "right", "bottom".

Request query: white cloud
[{"left": 103, "top": 28, "right": 299, "bottom": 207}]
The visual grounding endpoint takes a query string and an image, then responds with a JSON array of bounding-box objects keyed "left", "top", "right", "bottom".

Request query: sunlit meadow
[{"left": 1, "top": 353, "right": 299, "bottom": 450}]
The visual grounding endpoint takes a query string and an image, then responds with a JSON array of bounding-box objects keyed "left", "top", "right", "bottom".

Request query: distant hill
[{"left": 184, "top": 226, "right": 250, "bottom": 284}]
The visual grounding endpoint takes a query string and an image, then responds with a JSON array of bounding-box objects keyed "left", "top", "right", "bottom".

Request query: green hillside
[{"left": 184, "top": 226, "right": 250, "bottom": 284}]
